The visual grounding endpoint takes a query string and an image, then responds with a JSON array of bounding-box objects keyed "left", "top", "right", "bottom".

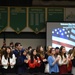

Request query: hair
[
  {"left": 36, "top": 45, "right": 44, "bottom": 53},
  {"left": 46, "top": 46, "right": 52, "bottom": 56},
  {"left": 1, "top": 46, "right": 6, "bottom": 50},
  {"left": 55, "top": 47, "right": 59, "bottom": 50},
  {"left": 36, "top": 45, "right": 45, "bottom": 59},
  {"left": 72, "top": 47, "right": 75, "bottom": 57},
  {"left": 15, "top": 42, "right": 20, "bottom": 47},
  {"left": 73, "top": 46, "right": 75, "bottom": 50},
  {"left": 10, "top": 42, "right": 13, "bottom": 45},
  {"left": 46, "top": 49, "right": 51, "bottom": 56},
  {"left": 68, "top": 49, "right": 73, "bottom": 55},
  {"left": 49, "top": 47, "right": 55, "bottom": 55},
  {"left": 49, "top": 48, "right": 54, "bottom": 53},
  {"left": 28, "top": 46, "right": 32, "bottom": 50},
  {"left": 21, "top": 50, "right": 27, "bottom": 56},
  {"left": 4, "top": 46, "right": 13, "bottom": 59},
  {"left": 59, "top": 46, "right": 66, "bottom": 60},
  {"left": 30, "top": 49, "right": 37, "bottom": 63},
  {"left": 47, "top": 46, "right": 52, "bottom": 50}
]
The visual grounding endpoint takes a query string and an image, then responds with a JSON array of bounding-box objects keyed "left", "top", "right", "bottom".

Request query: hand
[
  {"left": 7, "top": 62, "right": 10, "bottom": 65},
  {"left": 10, "top": 63, "right": 13, "bottom": 66},
  {"left": 68, "top": 57, "right": 71, "bottom": 61},
  {"left": 24, "top": 60, "right": 28, "bottom": 63},
  {"left": 43, "top": 59, "right": 47, "bottom": 62},
  {"left": 37, "top": 57, "right": 39, "bottom": 59},
  {"left": 63, "top": 58, "right": 67, "bottom": 62},
  {"left": 38, "top": 60, "right": 41, "bottom": 63},
  {"left": 55, "top": 57, "right": 59, "bottom": 62}
]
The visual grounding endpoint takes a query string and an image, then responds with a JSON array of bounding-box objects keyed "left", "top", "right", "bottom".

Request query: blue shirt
[{"left": 48, "top": 56, "right": 59, "bottom": 73}]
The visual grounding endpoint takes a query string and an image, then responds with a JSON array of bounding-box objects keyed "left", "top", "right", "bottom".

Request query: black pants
[
  {"left": 68, "top": 71, "right": 72, "bottom": 73},
  {"left": 0, "top": 65, "right": 2, "bottom": 74},
  {"left": 29, "top": 67, "right": 39, "bottom": 74},
  {"left": 2, "top": 67, "right": 14, "bottom": 75}
]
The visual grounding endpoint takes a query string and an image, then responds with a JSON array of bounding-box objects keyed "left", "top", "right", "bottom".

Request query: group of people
[{"left": 0, "top": 42, "right": 75, "bottom": 75}]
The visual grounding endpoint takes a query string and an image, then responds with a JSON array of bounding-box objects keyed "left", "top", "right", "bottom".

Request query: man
[{"left": 55, "top": 47, "right": 59, "bottom": 57}]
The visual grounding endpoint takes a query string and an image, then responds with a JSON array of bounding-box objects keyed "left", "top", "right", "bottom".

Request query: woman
[
  {"left": 46, "top": 46, "right": 52, "bottom": 56},
  {"left": 1, "top": 46, "right": 16, "bottom": 74},
  {"left": 28, "top": 49, "right": 41, "bottom": 74},
  {"left": 0, "top": 49, "right": 2, "bottom": 75},
  {"left": 48, "top": 47, "right": 59, "bottom": 74},
  {"left": 44, "top": 46, "right": 52, "bottom": 73},
  {"left": 58, "top": 46, "right": 68, "bottom": 75},
  {"left": 71, "top": 46, "right": 75, "bottom": 75},
  {"left": 36, "top": 45, "right": 47, "bottom": 73},
  {"left": 67, "top": 49, "right": 72, "bottom": 73}
]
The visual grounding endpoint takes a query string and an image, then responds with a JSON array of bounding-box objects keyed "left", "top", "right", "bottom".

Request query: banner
[
  {"left": 47, "top": 8, "right": 64, "bottom": 21},
  {"left": 10, "top": 7, "right": 27, "bottom": 34},
  {"left": 0, "top": 7, "right": 8, "bottom": 33},
  {"left": 28, "top": 7, "right": 45, "bottom": 34}
]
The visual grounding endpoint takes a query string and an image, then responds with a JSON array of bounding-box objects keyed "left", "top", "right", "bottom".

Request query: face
[
  {"left": 56, "top": 49, "right": 59, "bottom": 53},
  {"left": 2, "top": 47, "right": 6, "bottom": 50},
  {"left": 25, "top": 49, "right": 28, "bottom": 53},
  {"left": 17, "top": 44, "right": 21, "bottom": 50},
  {"left": 10, "top": 44, "right": 13, "bottom": 47},
  {"left": 51, "top": 48, "right": 56, "bottom": 55},
  {"left": 74, "top": 48, "right": 75, "bottom": 50},
  {"left": 33, "top": 50, "right": 37, "bottom": 55},
  {"left": 40, "top": 46, "right": 43, "bottom": 51},
  {"left": 62, "top": 47, "right": 66, "bottom": 54},
  {"left": 19, "top": 45, "right": 23, "bottom": 50},
  {"left": 7, "top": 48, "right": 11, "bottom": 54},
  {"left": 48, "top": 46, "right": 52, "bottom": 51},
  {"left": 29, "top": 48, "right": 32, "bottom": 52},
  {"left": 68, "top": 54, "right": 70, "bottom": 58},
  {"left": 23, "top": 51, "right": 27, "bottom": 56}
]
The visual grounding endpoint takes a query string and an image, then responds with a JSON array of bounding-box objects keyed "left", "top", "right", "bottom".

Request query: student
[
  {"left": 1, "top": 46, "right": 16, "bottom": 75},
  {"left": 28, "top": 49, "right": 41, "bottom": 74},
  {"left": 13, "top": 42, "right": 22, "bottom": 74},
  {"left": 55, "top": 47, "right": 59, "bottom": 57},
  {"left": 9, "top": 42, "right": 14, "bottom": 51},
  {"left": 17, "top": 50, "right": 28, "bottom": 75},
  {"left": 36, "top": 45, "right": 47, "bottom": 73},
  {"left": 67, "top": 49, "right": 72, "bottom": 73},
  {"left": 71, "top": 46, "right": 75, "bottom": 75},
  {"left": 44, "top": 46, "right": 52, "bottom": 73},
  {"left": 58, "top": 46, "right": 68, "bottom": 75},
  {"left": 48, "top": 48, "right": 59, "bottom": 74},
  {"left": 28, "top": 46, "right": 32, "bottom": 54},
  {"left": 0, "top": 49, "right": 2, "bottom": 75}
]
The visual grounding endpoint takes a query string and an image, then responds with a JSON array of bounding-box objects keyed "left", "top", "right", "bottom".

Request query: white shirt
[
  {"left": 57, "top": 55, "right": 68, "bottom": 66},
  {"left": 1, "top": 54, "right": 16, "bottom": 69}
]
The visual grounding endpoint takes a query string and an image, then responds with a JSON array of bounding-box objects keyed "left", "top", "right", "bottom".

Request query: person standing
[
  {"left": 1, "top": 46, "right": 16, "bottom": 75},
  {"left": 57, "top": 46, "right": 68, "bottom": 75},
  {"left": 71, "top": 46, "right": 75, "bottom": 75},
  {"left": 48, "top": 48, "right": 59, "bottom": 74}
]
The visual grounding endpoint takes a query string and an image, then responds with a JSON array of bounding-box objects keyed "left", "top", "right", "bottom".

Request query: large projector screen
[{"left": 46, "top": 22, "right": 75, "bottom": 51}]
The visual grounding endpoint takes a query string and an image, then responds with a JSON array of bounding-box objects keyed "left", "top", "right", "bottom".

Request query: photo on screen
[{"left": 46, "top": 22, "right": 75, "bottom": 51}]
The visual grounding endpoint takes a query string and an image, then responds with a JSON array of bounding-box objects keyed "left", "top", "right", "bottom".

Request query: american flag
[{"left": 52, "top": 28, "right": 75, "bottom": 51}]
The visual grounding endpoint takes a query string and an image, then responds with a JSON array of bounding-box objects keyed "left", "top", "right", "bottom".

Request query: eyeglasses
[{"left": 63, "top": 49, "right": 65, "bottom": 50}]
